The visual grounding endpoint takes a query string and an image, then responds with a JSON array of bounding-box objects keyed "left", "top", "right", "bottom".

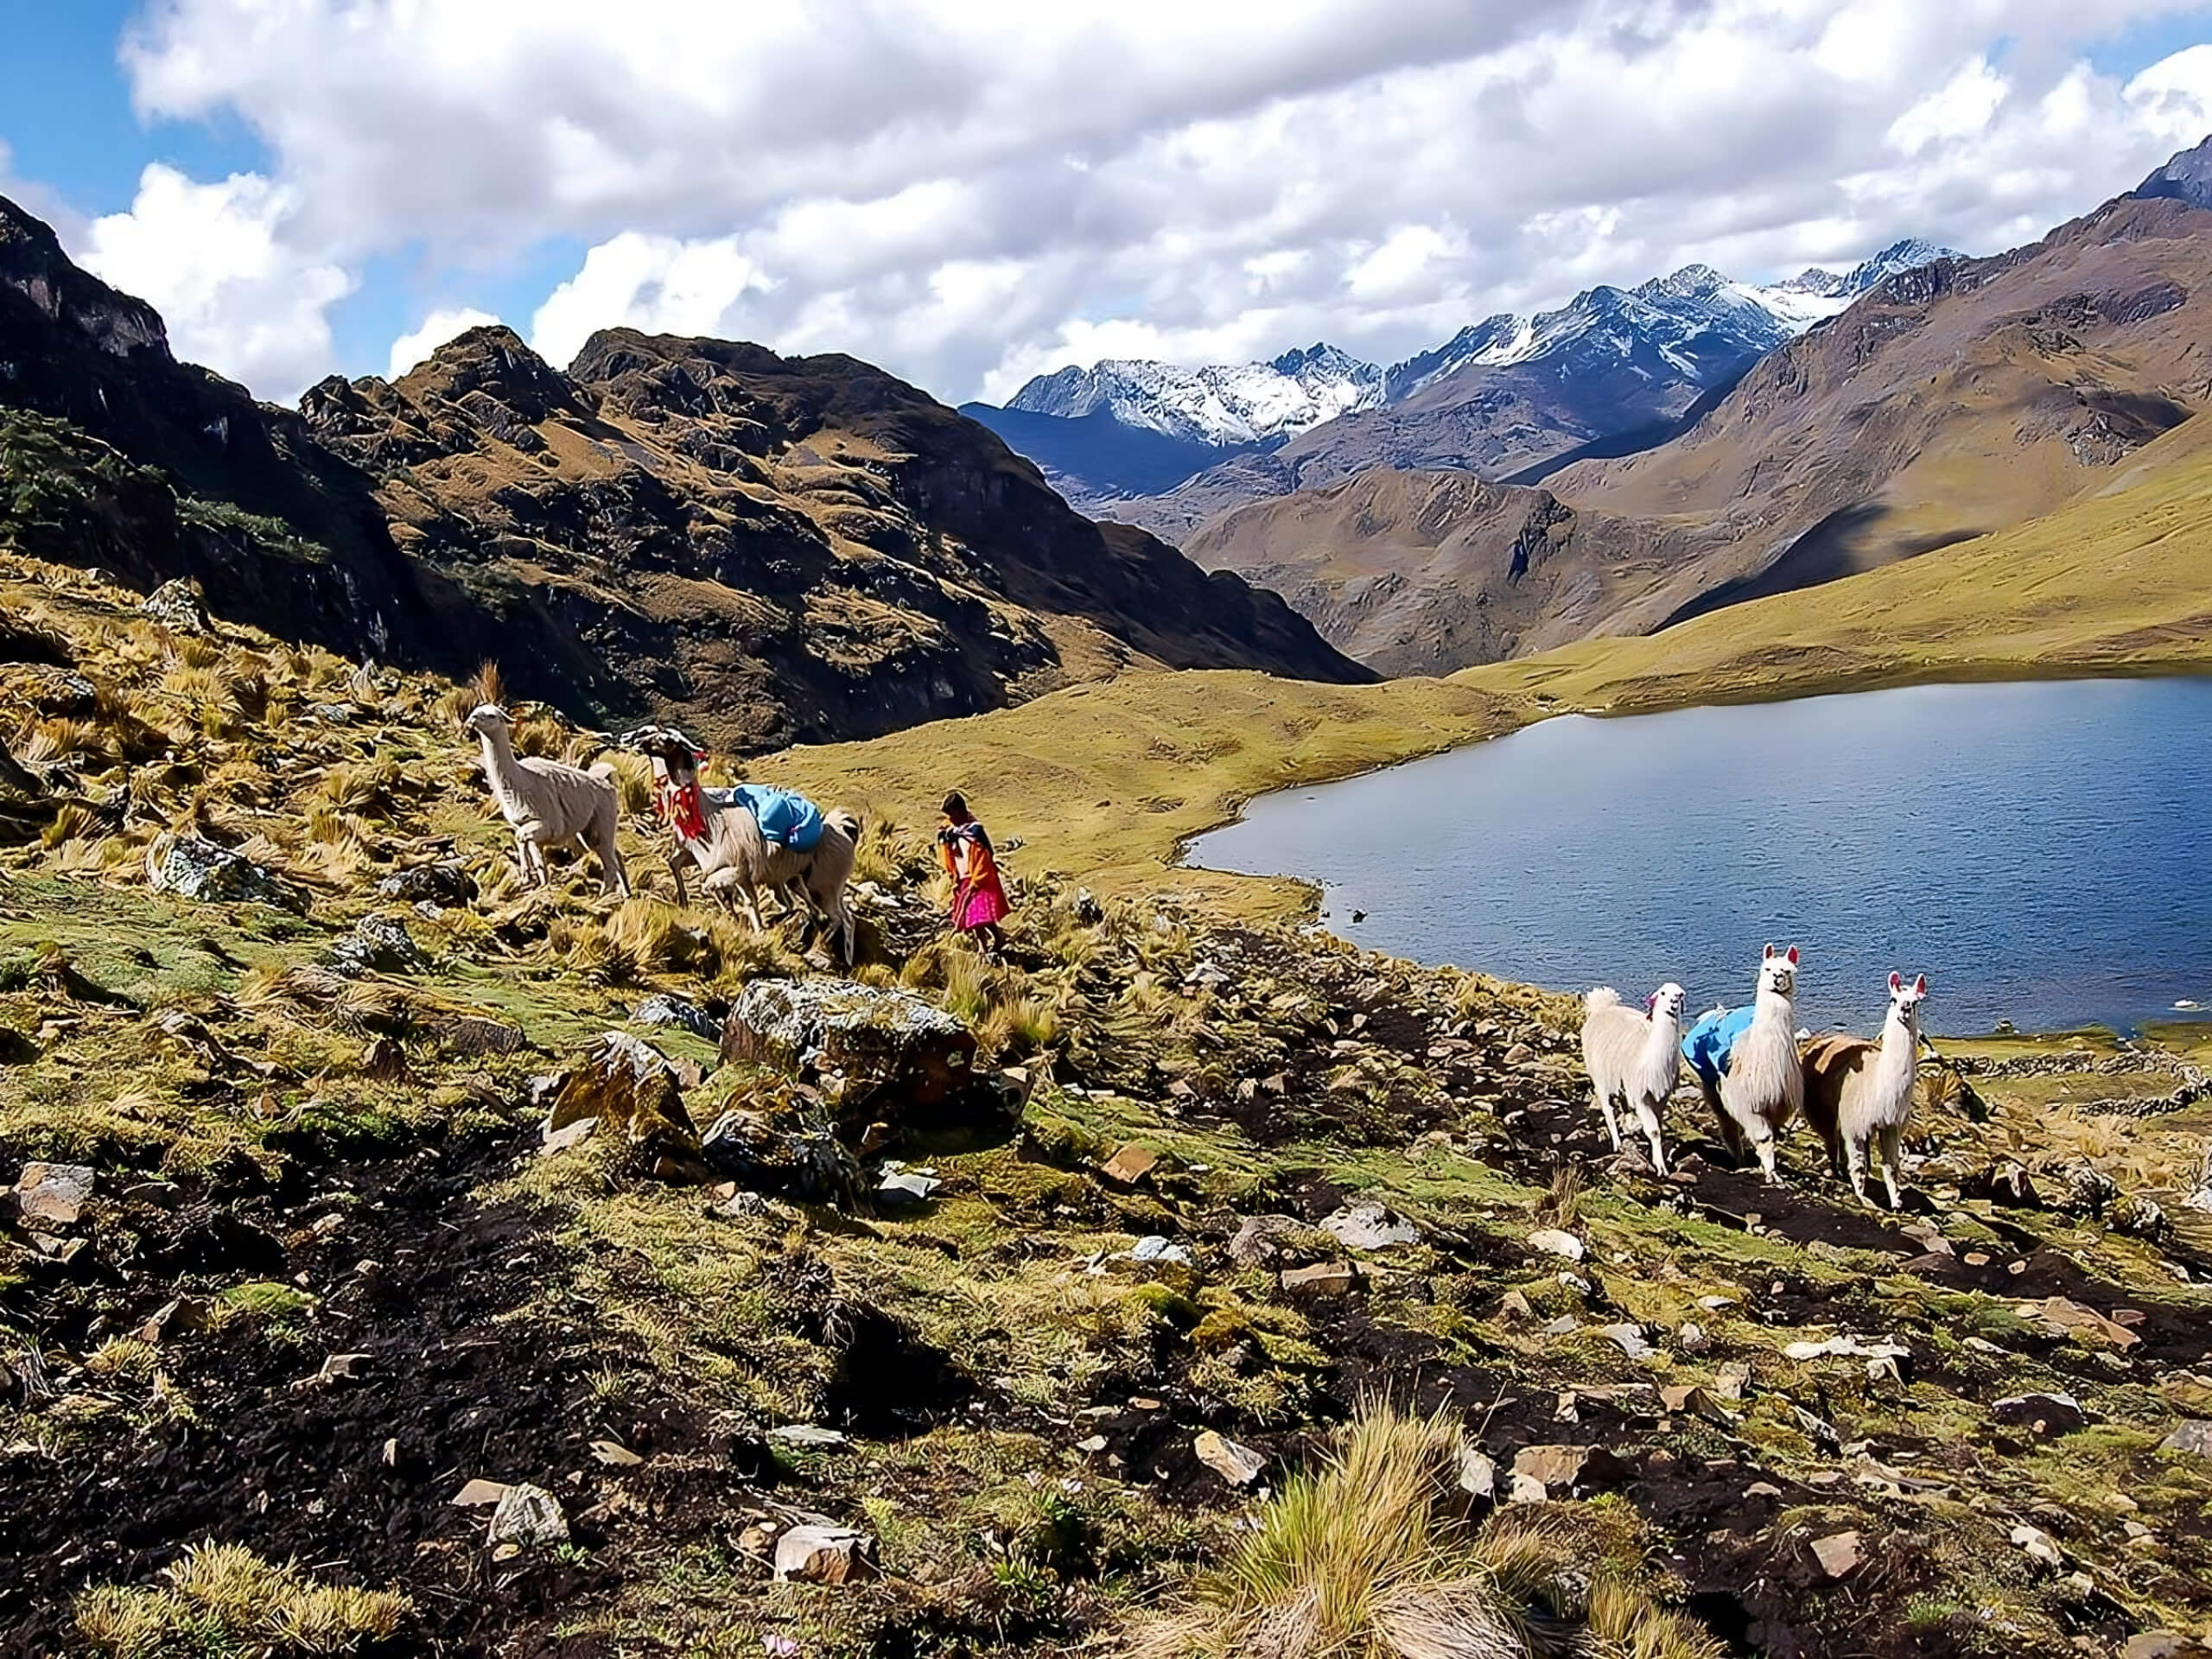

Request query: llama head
[
  {"left": 462, "top": 702, "right": 513, "bottom": 739},
  {"left": 1649, "top": 982, "right": 1686, "bottom": 1021},
  {"left": 1887, "top": 971, "right": 1928, "bottom": 1022},
  {"left": 1758, "top": 944, "right": 1799, "bottom": 998},
  {"left": 617, "top": 724, "right": 709, "bottom": 780}
]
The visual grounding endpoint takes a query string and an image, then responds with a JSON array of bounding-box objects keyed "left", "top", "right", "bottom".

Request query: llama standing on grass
[
  {"left": 1703, "top": 944, "right": 1803, "bottom": 1184},
  {"left": 465, "top": 703, "right": 629, "bottom": 897},
  {"left": 1581, "top": 982, "right": 1686, "bottom": 1173},
  {"left": 618, "top": 725, "right": 861, "bottom": 966},
  {"left": 1802, "top": 973, "right": 1928, "bottom": 1211}
]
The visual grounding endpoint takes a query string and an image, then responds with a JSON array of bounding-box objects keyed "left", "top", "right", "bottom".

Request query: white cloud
[
  {"left": 388, "top": 307, "right": 503, "bottom": 379},
  {"left": 79, "top": 163, "right": 353, "bottom": 400},
  {"left": 82, "top": 1, "right": 2212, "bottom": 403},
  {"left": 529, "top": 232, "right": 770, "bottom": 366}
]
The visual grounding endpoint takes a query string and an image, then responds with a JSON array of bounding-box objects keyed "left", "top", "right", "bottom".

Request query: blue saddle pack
[
  {"left": 728, "top": 784, "right": 826, "bottom": 853},
  {"left": 1681, "top": 1005, "right": 1756, "bottom": 1090}
]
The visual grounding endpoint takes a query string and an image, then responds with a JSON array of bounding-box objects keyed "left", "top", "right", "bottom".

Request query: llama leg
[
  {"left": 665, "top": 851, "right": 690, "bottom": 907},
  {"left": 1634, "top": 1099, "right": 1668, "bottom": 1176},
  {"left": 1877, "top": 1124, "right": 1905, "bottom": 1211},
  {"left": 1594, "top": 1086, "right": 1624, "bottom": 1152},
  {"left": 1750, "top": 1120, "right": 1781, "bottom": 1185},
  {"left": 1843, "top": 1134, "right": 1873, "bottom": 1207}
]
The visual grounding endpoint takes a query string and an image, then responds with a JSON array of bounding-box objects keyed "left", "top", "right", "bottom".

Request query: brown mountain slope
[
  {"left": 1548, "top": 191, "right": 2212, "bottom": 624},
  {"left": 1185, "top": 467, "right": 1713, "bottom": 676},
  {"left": 2, "top": 196, "right": 1364, "bottom": 754}
]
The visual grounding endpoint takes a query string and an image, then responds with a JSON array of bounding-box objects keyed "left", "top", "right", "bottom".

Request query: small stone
[
  {"left": 9, "top": 1162, "right": 97, "bottom": 1229},
  {"left": 1101, "top": 1145, "right": 1159, "bottom": 1186},
  {"left": 381, "top": 1439, "right": 400, "bottom": 1467},
  {"left": 1993, "top": 1393, "right": 2088, "bottom": 1435},
  {"left": 769, "top": 1424, "right": 849, "bottom": 1448},
  {"left": 1541, "top": 1316, "right": 1581, "bottom": 1337},
  {"left": 1319, "top": 1198, "right": 1421, "bottom": 1252},
  {"left": 589, "top": 1440, "right": 645, "bottom": 1467},
  {"left": 2011, "top": 1523, "right": 2063, "bottom": 1568},
  {"left": 1677, "top": 1321, "right": 1711, "bottom": 1353},
  {"left": 1075, "top": 1434, "right": 1108, "bottom": 1453},
  {"left": 1527, "top": 1228, "right": 1585, "bottom": 1262},
  {"left": 773, "top": 1525, "right": 879, "bottom": 1584},
  {"left": 1600, "top": 1323, "right": 1652, "bottom": 1360},
  {"left": 1745, "top": 1481, "right": 1783, "bottom": 1497},
  {"left": 137, "top": 1296, "right": 211, "bottom": 1344},
  {"left": 1660, "top": 1385, "right": 1707, "bottom": 1415},
  {"left": 2157, "top": 1420, "right": 2212, "bottom": 1458},
  {"left": 1508, "top": 1471, "right": 1548, "bottom": 1503},
  {"left": 1510, "top": 1444, "right": 1626, "bottom": 1496},
  {"left": 487, "top": 1484, "right": 569, "bottom": 1549},
  {"left": 631, "top": 993, "right": 720, "bottom": 1044},
  {"left": 1228, "top": 1215, "right": 1306, "bottom": 1268},
  {"left": 451, "top": 1478, "right": 511, "bottom": 1508},
  {"left": 1714, "top": 1363, "right": 1751, "bottom": 1401},
  {"left": 1280, "top": 1261, "right": 1359, "bottom": 1296},
  {"left": 1965, "top": 1251, "right": 1992, "bottom": 1267},
  {"left": 539, "top": 1115, "right": 601, "bottom": 1156},
  {"left": 1810, "top": 1530, "right": 1864, "bottom": 1578},
  {"left": 299, "top": 1352, "right": 371, "bottom": 1389},
  {"left": 876, "top": 1168, "right": 942, "bottom": 1206},
  {"left": 1496, "top": 1290, "right": 1535, "bottom": 1322},
  {"left": 2124, "top": 1634, "right": 2193, "bottom": 1659},
  {"left": 1194, "top": 1429, "right": 1267, "bottom": 1487},
  {"left": 1457, "top": 1443, "right": 1497, "bottom": 1499}
]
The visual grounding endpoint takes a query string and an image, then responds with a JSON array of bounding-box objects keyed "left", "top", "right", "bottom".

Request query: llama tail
[
  {"left": 587, "top": 760, "right": 617, "bottom": 785},
  {"left": 824, "top": 808, "right": 861, "bottom": 842},
  {"left": 1585, "top": 987, "right": 1623, "bottom": 1015}
]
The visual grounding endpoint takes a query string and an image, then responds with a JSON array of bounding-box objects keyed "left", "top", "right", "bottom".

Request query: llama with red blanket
[{"left": 618, "top": 725, "right": 861, "bottom": 965}]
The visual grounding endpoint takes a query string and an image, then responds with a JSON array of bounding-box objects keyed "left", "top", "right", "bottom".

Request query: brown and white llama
[
  {"left": 1581, "top": 982, "right": 1686, "bottom": 1173},
  {"left": 1715, "top": 944, "right": 1803, "bottom": 1184},
  {"left": 1802, "top": 972, "right": 1927, "bottom": 1211}
]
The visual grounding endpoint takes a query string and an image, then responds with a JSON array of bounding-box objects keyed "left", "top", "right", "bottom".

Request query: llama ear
[
  {"left": 1914, "top": 975, "right": 1927, "bottom": 996},
  {"left": 1764, "top": 943, "right": 1776, "bottom": 960},
  {"left": 1785, "top": 946, "right": 1799, "bottom": 966},
  {"left": 1889, "top": 971, "right": 1902, "bottom": 994}
]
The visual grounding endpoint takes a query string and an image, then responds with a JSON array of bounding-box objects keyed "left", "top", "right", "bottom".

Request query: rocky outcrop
[{"left": 720, "top": 976, "right": 978, "bottom": 1123}]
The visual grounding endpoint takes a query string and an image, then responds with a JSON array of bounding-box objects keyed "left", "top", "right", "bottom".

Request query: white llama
[
  {"left": 1581, "top": 982, "right": 1686, "bottom": 1173},
  {"left": 1802, "top": 972, "right": 1927, "bottom": 1210},
  {"left": 1714, "top": 944, "right": 1803, "bottom": 1185},
  {"left": 464, "top": 703, "right": 629, "bottom": 897}
]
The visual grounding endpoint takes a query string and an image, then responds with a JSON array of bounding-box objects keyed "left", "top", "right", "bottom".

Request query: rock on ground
[
  {"left": 773, "top": 1525, "right": 879, "bottom": 1584},
  {"left": 147, "top": 836, "right": 295, "bottom": 906},
  {"left": 1319, "top": 1198, "right": 1421, "bottom": 1252},
  {"left": 542, "top": 1033, "right": 702, "bottom": 1173},
  {"left": 721, "top": 977, "right": 977, "bottom": 1122}
]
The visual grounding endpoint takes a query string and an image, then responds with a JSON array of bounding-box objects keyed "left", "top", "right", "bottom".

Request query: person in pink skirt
[{"left": 937, "top": 791, "right": 1009, "bottom": 952}]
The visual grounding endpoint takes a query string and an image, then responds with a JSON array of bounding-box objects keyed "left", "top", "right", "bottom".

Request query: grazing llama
[
  {"left": 1581, "top": 982, "right": 1686, "bottom": 1173},
  {"left": 1710, "top": 944, "right": 1803, "bottom": 1184},
  {"left": 1802, "top": 972, "right": 1927, "bottom": 1211},
  {"left": 464, "top": 703, "right": 628, "bottom": 896},
  {"left": 618, "top": 725, "right": 861, "bottom": 965}
]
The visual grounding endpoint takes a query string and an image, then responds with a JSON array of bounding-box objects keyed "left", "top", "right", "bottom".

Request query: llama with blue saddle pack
[
  {"left": 619, "top": 724, "right": 862, "bottom": 965},
  {"left": 1683, "top": 944, "right": 1803, "bottom": 1183}
]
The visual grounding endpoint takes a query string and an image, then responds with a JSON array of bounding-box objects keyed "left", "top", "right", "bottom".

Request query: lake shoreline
[{"left": 1190, "top": 676, "right": 2212, "bottom": 1039}]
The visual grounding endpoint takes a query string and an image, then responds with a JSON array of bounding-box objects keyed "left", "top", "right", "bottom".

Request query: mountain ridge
[{"left": 0, "top": 196, "right": 1368, "bottom": 753}]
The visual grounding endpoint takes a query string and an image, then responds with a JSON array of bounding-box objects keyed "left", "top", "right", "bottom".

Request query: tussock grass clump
[
  {"left": 1137, "top": 1402, "right": 1722, "bottom": 1659},
  {"left": 75, "top": 1541, "right": 410, "bottom": 1656}
]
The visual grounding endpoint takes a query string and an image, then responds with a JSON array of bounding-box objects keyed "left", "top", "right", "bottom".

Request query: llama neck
[
  {"left": 1875, "top": 1007, "right": 1918, "bottom": 1084},
  {"left": 477, "top": 729, "right": 527, "bottom": 804},
  {"left": 1753, "top": 987, "right": 1793, "bottom": 1029}
]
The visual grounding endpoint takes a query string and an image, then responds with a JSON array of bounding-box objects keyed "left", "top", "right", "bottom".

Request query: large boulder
[
  {"left": 542, "top": 1033, "right": 702, "bottom": 1175},
  {"left": 721, "top": 977, "right": 977, "bottom": 1125}
]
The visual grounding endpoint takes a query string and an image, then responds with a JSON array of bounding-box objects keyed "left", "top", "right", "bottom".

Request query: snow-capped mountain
[
  {"left": 970, "top": 238, "right": 1961, "bottom": 516},
  {"left": 1006, "top": 342, "right": 1384, "bottom": 447}
]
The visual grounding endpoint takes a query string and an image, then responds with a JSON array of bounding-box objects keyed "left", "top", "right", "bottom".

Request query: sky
[{"left": 5, "top": 1, "right": 2212, "bottom": 410}]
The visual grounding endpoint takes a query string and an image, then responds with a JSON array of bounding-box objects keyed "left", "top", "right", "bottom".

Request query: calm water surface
[{"left": 1191, "top": 678, "right": 2212, "bottom": 1034}]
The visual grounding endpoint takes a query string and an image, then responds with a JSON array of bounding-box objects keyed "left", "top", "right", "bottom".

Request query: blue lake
[{"left": 1190, "top": 677, "right": 2212, "bottom": 1035}]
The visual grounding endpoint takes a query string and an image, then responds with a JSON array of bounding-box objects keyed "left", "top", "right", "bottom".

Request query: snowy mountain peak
[{"left": 1005, "top": 344, "right": 1382, "bottom": 446}]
